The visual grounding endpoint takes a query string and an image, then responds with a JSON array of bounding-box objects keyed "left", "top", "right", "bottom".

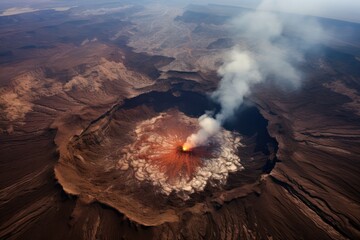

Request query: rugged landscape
[{"left": 0, "top": 2, "right": 360, "bottom": 239}]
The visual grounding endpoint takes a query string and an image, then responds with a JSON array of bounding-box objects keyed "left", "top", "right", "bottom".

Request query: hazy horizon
[{"left": 0, "top": 0, "right": 360, "bottom": 23}]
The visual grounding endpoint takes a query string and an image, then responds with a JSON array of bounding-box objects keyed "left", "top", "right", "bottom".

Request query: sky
[{"left": 0, "top": 0, "right": 359, "bottom": 23}]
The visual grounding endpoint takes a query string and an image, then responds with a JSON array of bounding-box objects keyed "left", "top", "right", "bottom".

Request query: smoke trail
[{"left": 184, "top": 1, "right": 324, "bottom": 148}]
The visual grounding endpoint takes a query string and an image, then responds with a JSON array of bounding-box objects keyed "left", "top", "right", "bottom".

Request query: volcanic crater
[{"left": 55, "top": 89, "right": 278, "bottom": 226}]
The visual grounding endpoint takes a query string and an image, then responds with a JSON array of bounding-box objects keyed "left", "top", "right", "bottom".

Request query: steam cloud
[{"left": 185, "top": 0, "right": 325, "bottom": 148}]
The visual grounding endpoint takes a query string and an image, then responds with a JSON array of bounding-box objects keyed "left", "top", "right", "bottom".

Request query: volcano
[{"left": 54, "top": 91, "right": 274, "bottom": 225}]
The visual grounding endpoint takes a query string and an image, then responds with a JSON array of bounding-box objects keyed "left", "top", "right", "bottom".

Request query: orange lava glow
[{"left": 181, "top": 143, "right": 192, "bottom": 152}]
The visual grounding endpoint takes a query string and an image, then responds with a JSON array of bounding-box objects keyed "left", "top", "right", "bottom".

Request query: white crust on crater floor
[{"left": 117, "top": 112, "right": 244, "bottom": 197}]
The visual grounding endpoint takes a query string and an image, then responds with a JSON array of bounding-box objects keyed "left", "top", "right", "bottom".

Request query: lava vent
[{"left": 118, "top": 110, "right": 244, "bottom": 196}]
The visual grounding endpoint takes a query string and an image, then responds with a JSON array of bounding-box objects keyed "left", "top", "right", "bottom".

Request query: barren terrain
[{"left": 0, "top": 3, "right": 359, "bottom": 240}]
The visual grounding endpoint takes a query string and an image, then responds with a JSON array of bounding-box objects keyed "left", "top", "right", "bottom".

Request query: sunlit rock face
[{"left": 119, "top": 111, "right": 244, "bottom": 197}]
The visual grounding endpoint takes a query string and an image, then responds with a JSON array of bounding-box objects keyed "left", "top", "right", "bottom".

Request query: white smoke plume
[{"left": 185, "top": 0, "right": 325, "bottom": 148}]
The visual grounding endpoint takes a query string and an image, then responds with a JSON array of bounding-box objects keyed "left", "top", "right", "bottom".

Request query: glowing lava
[{"left": 181, "top": 143, "right": 191, "bottom": 152}]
